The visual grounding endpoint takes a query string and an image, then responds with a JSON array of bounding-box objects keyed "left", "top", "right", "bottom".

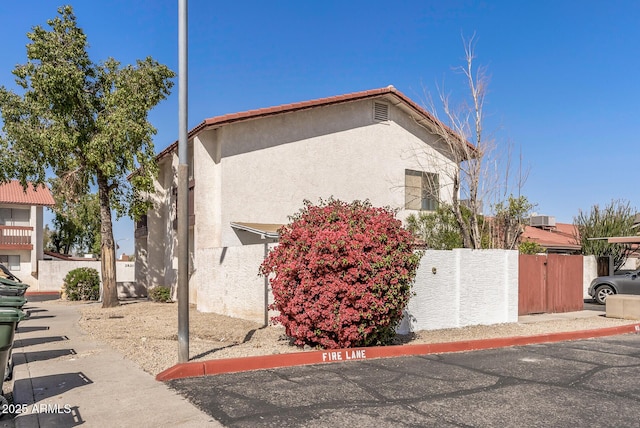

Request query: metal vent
[
  {"left": 373, "top": 102, "right": 389, "bottom": 121},
  {"left": 530, "top": 215, "right": 556, "bottom": 228}
]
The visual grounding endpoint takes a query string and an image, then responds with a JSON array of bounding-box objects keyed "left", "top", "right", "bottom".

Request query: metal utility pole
[{"left": 177, "top": 0, "right": 190, "bottom": 363}]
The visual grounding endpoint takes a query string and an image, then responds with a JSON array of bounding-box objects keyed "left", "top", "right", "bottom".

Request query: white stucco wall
[
  {"left": 397, "top": 249, "right": 519, "bottom": 333},
  {"left": 619, "top": 256, "right": 639, "bottom": 270},
  {"left": 191, "top": 130, "right": 220, "bottom": 305},
  {"left": 196, "top": 244, "right": 518, "bottom": 332},
  {"left": 196, "top": 243, "right": 277, "bottom": 325},
  {"left": 138, "top": 158, "right": 180, "bottom": 294},
  {"left": 583, "top": 255, "right": 598, "bottom": 299},
  {"left": 36, "top": 260, "right": 138, "bottom": 298},
  {"left": 209, "top": 98, "right": 456, "bottom": 248}
]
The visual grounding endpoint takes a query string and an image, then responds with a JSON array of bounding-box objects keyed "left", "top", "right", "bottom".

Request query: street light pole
[{"left": 177, "top": 0, "right": 190, "bottom": 363}]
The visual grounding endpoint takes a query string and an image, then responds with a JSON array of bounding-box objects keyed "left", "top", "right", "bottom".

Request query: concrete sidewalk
[{"left": 8, "top": 301, "right": 221, "bottom": 428}]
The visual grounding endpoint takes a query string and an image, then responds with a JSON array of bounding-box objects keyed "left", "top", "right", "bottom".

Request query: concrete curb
[{"left": 156, "top": 322, "right": 640, "bottom": 382}]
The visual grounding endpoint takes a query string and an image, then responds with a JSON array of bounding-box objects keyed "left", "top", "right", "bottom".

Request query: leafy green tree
[
  {"left": 0, "top": 6, "right": 174, "bottom": 307},
  {"left": 490, "top": 195, "right": 536, "bottom": 250},
  {"left": 405, "top": 205, "right": 464, "bottom": 249},
  {"left": 49, "top": 217, "right": 75, "bottom": 255},
  {"left": 518, "top": 240, "right": 546, "bottom": 255},
  {"left": 49, "top": 178, "right": 101, "bottom": 256},
  {"left": 574, "top": 199, "right": 637, "bottom": 271},
  {"left": 406, "top": 196, "right": 535, "bottom": 251}
]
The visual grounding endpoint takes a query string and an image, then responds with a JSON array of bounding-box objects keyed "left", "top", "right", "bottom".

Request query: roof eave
[{"left": 153, "top": 86, "right": 473, "bottom": 164}]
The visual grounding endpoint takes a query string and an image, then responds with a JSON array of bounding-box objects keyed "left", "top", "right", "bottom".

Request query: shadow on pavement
[
  {"left": 13, "top": 336, "right": 68, "bottom": 349},
  {"left": 15, "top": 372, "right": 92, "bottom": 403},
  {"left": 13, "top": 349, "right": 76, "bottom": 365},
  {"left": 22, "top": 309, "right": 48, "bottom": 314},
  {"left": 16, "top": 326, "right": 50, "bottom": 334},
  {"left": 24, "top": 315, "right": 55, "bottom": 320}
]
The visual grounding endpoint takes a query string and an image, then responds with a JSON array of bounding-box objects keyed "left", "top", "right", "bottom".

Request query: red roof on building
[
  {"left": 521, "top": 223, "right": 581, "bottom": 252},
  {"left": 155, "top": 86, "right": 472, "bottom": 162},
  {"left": 0, "top": 181, "right": 55, "bottom": 206}
]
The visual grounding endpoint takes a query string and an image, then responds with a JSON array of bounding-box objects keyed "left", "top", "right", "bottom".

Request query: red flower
[{"left": 259, "top": 198, "right": 421, "bottom": 349}]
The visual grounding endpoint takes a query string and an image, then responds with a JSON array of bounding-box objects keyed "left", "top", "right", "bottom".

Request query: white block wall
[
  {"left": 196, "top": 245, "right": 519, "bottom": 332},
  {"left": 36, "top": 260, "right": 138, "bottom": 298},
  {"left": 583, "top": 255, "right": 598, "bottom": 299},
  {"left": 397, "top": 249, "right": 518, "bottom": 333}
]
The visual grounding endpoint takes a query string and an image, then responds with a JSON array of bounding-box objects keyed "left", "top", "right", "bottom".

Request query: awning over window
[{"left": 230, "top": 222, "right": 283, "bottom": 239}]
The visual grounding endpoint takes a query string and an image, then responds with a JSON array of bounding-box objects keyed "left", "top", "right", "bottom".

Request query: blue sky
[{"left": 1, "top": 1, "right": 639, "bottom": 255}]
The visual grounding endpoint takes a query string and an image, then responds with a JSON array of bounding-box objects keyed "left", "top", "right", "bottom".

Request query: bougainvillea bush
[{"left": 259, "top": 198, "right": 421, "bottom": 349}]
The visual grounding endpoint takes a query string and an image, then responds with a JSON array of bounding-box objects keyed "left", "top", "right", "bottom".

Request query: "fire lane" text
[{"left": 321, "top": 349, "right": 367, "bottom": 362}]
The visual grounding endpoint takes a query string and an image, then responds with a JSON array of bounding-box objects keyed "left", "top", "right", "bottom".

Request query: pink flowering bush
[{"left": 259, "top": 199, "right": 421, "bottom": 349}]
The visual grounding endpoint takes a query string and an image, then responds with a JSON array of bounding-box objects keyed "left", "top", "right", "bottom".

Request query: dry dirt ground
[{"left": 63, "top": 299, "right": 639, "bottom": 376}]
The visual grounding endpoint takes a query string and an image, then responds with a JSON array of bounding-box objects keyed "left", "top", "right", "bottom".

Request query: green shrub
[
  {"left": 148, "top": 286, "right": 172, "bottom": 303},
  {"left": 63, "top": 267, "right": 100, "bottom": 301},
  {"left": 519, "top": 240, "right": 547, "bottom": 255}
]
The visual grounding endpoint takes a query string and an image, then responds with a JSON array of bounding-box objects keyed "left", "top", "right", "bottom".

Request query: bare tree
[
  {"left": 418, "top": 36, "right": 487, "bottom": 248},
  {"left": 413, "top": 35, "right": 530, "bottom": 249}
]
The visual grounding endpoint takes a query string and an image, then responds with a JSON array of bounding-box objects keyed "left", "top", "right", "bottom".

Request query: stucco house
[
  {"left": 135, "top": 86, "right": 468, "bottom": 313},
  {"left": 0, "top": 180, "right": 55, "bottom": 287}
]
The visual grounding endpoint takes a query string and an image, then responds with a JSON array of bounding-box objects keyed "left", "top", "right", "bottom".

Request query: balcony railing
[{"left": 0, "top": 225, "right": 33, "bottom": 250}]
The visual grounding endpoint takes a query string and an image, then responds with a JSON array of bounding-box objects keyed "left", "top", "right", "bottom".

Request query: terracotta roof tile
[
  {"left": 521, "top": 223, "right": 581, "bottom": 251},
  {"left": 0, "top": 181, "right": 55, "bottom": 206}
]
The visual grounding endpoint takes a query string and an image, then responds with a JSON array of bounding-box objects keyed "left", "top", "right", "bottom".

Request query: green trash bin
[
  {"left": 0, "top": 308, "right": 26, "bottom": 385},
  {"left": 0, "top": 277, "right": 29, "bottom": 297},
  {"left": 0, "top": 296, "right": 27, "bottom": 309},
  {"left": 0, "top": 303, "right": 27, "bottom": 382}
]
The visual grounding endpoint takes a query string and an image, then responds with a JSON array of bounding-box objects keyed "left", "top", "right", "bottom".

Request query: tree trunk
[
  {"left": 450, "top": 172, "right": 473, "bottom": 248},
  {"left": 468, "top": 184, "right": 482, "bottom": 249},
  {"left": 97, "top": 173, "right": 119, "bottom": 308}
]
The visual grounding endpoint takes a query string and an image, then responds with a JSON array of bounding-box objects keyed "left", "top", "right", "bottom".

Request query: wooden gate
[{"left": 518, "top": 254, "right": 584, "bottom": 315}]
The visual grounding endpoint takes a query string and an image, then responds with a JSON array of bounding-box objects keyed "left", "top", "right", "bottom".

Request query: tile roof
[
  {"left": 155, "top": 86, "right": 471, "bottom": 162},
  {"left": 521, "top": 223, "right": 581, "bottom": 251},
  {"left": 0, "top": 181, "right": 55, "bottom": 206}
]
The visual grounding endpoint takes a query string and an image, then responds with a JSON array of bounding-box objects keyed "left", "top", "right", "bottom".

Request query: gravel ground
[{"left": 62, "top": 299, "right": 640, "bottom": 376}]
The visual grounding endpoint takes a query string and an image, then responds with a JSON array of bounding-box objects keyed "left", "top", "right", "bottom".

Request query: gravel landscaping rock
[{"left": 62, "top": 299, "right": 639, "bottom": 376}]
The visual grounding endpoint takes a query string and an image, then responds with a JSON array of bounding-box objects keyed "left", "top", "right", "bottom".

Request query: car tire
[{"left": 594, "top": 285, "right": 615, "bottom": 305}]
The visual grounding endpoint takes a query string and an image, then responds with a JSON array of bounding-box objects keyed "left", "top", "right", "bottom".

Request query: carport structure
[{"left": 605, "top": 236, "right": 640, "bottom": 244}]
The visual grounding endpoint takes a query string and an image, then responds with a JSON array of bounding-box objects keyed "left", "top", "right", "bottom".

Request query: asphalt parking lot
[
  {"left": 584, "top": 300, "right": 605, "bottom": 312},
  {"left": 168, "top": 332, "right": 640, "bottom": 427}
]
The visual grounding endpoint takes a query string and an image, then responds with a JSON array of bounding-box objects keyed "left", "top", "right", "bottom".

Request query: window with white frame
[
  {"left": 0, "top": 255, "right": 20, "bottom": 271},
  {"left": 405, "top": 169, "right": 439, "bottom": 211}
]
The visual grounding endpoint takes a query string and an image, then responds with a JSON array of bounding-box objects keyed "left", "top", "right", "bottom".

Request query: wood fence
[{"left": 519, "top": 254, "right": 584, "bottom": 315}]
